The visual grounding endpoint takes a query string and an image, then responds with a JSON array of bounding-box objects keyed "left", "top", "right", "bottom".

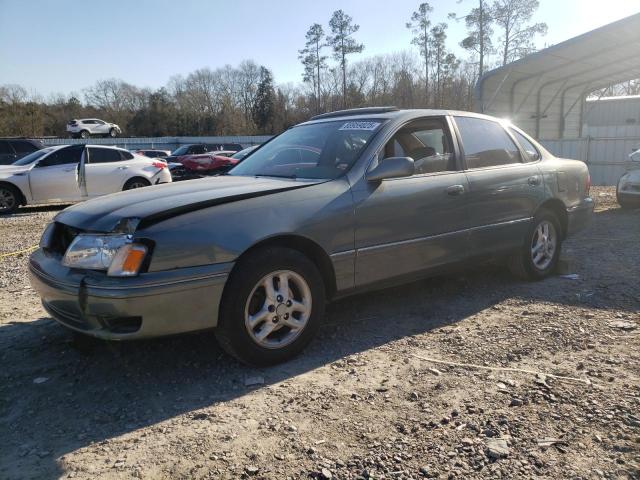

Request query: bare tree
[
  {"left": 406, "top": 2, "right": 433, "bottom": 106},
  {"left": 492, "top": 0, "right": 547, "bottom": 66},
  {"left": 328, "top": 10, "right": 364, "bottom": 108}
]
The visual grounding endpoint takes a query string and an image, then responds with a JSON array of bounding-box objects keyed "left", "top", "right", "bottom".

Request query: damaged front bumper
[{"left": 29, "top": 248, "right": 231, "bottom": 340}]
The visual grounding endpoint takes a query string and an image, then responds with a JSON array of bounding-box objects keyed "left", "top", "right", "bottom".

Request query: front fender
[{"left": 0, "top": 176, "right": 30, "bottom": 204}]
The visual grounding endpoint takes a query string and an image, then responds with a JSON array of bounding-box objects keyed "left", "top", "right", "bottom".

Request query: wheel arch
[
  {"left": 536, "top": 198, "right": 568, "bottom": 239},
  {"left": 122, "top": 175, "right": 152, "bottom": 190},
  {"left": 234, "top": 234, "right": 337, "bottom": 300},
  {"left": 0, "top": 180, "right": 27, "bottom": 206}
]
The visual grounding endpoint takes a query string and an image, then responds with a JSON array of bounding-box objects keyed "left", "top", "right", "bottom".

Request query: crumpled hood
[{"left": 55, "top": 175, "right": 322, "bottom": 232}]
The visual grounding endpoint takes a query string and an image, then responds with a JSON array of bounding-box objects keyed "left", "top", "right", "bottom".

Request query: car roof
[{"left": 299, "top": 107, "right": 505, "bottom": 126}]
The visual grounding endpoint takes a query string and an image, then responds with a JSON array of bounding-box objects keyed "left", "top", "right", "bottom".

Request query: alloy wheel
[
  {"left": 0, "top": 188, "right": 16, "bottom": 213},
  {"left": 244, "top": 270, "right": 312, "bottom": 349},
  {"left": 530, "top": 220, "right": 557, "bottom": 270}
]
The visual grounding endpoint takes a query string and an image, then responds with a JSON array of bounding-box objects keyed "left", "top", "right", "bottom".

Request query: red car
[
  {"left": 180, "top": 150, "right": 239, "bottom": 172},
  {"left": 169, "top": 150, "right": 240, "bottom": 181}
]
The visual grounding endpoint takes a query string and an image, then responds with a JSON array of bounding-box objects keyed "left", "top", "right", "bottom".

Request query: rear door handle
[
  {"left": 117, "top": 166, "right": 129, "bottom": 170},
  {"left": 446, "top": 184, "right": 465, "bottom": 196},
  {"left": 528, "top": 175, "right": 541, "bottom": 186}
]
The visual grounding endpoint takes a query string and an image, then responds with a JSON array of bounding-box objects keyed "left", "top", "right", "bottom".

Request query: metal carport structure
[{"left": 475, "top": 13, "right": 640, "bottom": 140}]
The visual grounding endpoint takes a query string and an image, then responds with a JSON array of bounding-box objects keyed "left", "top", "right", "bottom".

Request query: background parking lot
[{"left": 0, "top": 187, "right": 638, "bottom": 479}]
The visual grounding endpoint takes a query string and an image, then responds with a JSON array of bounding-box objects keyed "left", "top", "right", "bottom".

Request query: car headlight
[{"left": 62, "top": 234, "right": 148, "bottom": 277}]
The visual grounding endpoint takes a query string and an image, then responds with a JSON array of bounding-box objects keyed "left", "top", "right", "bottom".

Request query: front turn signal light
[{"left": 107, "top": 244, "right": 148, "bottom": 277}]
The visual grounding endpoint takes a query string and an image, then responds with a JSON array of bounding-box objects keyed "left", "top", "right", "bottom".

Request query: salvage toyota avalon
[{"left": 29, "top": 108, "right": 594, "bottom": 365}]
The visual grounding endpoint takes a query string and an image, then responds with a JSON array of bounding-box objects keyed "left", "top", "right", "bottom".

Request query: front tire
[
  {"left": 508, "top": 209, "right": 562, "bottom": 280},
  {"left": 109, "top": 128, "right": 118, "bottom": 138},
  {"left": 215, "top": 247, "right": 325, "bottom": 366},
  {"left": 0, "top": 184, "right": 20, "bottom": 215}
]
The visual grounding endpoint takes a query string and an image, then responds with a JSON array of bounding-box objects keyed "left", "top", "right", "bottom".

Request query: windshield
[
  {"left": 171, "top": 145, "right": 191, "bottom": 155},
  {"left": 12, "top": 148, "right": 52, "bottom": 166},
  {"left": 228, "top": 119, "right": 383, "bottom": 179}
]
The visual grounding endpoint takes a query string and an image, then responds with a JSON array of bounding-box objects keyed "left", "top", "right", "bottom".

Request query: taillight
[
  {"left": 585, "top": 172, "right": 591, "bottom": 195},
  {"left": 152, "top": 161, "right": 166, "bottom": 169}
]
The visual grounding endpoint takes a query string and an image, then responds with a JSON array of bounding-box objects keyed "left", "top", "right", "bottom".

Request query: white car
[
  {"left": 67, "top": 119, "right": 122, "bottom": 138},
  {"left": 616, "top": 149, "right": 640, "bottom": 209},
  {"left": 0, "top": 145, "right": 172, "bottom": 214}
]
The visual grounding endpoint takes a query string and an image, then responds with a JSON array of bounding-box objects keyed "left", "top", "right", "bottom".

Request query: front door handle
[
  {"left": 117, "top": 166, "right": 129, "bottom": 170},
  {"left": 528, "top": 175, "right": 541, "bottom": 186},
  {"left": 446, "top": 184, "right": 465, "bottom": 196}
]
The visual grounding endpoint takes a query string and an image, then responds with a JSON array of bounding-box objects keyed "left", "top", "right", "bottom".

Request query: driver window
[
  {"left": 382, "top": 118, "right": 456, "bottom": 175},
  {"left": 38, "top": 146, "right": 82, "bottom": 167}
]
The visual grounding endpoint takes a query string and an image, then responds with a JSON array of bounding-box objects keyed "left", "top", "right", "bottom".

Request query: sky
[{"left": 0, "top": 0, "right": 638, "bottom": 98}]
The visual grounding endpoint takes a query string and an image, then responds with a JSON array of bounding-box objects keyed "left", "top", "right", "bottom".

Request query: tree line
[{"left": 0, "top": 0, "right": 586, "bottom": 139}]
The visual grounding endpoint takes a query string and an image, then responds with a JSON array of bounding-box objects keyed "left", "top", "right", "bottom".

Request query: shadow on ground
[{"left": 1, "top": 207, "right": 638, "bottom": 479}]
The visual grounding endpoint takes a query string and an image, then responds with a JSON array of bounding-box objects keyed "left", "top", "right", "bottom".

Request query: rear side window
[
  {"left": 10, "top": 141, "right": 38, "bottom": 154},
  {"left": 119, "top": 151, "right": 134, "bottom": 160},
  {"left": 0, "top": 141, "right": 13, "bottom": 154},
  {"left": 38, "top": 146, "right": 82, "bottom": 167},
  {"left": 190, "top": 145, "right": 207, "bottom": 154},
  {"left": 89, "top": 148, "right": 123, "bottom": 163},
  {"left": 509, "top": 128, "right": 540, "bottom": 162},
  {"left": 455, "top": 117, "right": 521, "bottom": 169}
]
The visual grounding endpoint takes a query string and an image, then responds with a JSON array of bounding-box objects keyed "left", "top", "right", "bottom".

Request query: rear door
[
  {"left": 453, "top": 116, "right": 544, "bottom": 255},
  {"left": 352, "top": 116, "right": 471, "bottom": 286},
  {"left": 85, "top": 147, "right": 130, "bottom": 196},
  {"left": 29, "top": 146, "right": 84, "bottom": 202}
]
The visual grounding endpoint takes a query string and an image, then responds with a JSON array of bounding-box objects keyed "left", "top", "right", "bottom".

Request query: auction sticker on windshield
[{"left": 339, "top": 121, "right": 381, "bottom": 131}]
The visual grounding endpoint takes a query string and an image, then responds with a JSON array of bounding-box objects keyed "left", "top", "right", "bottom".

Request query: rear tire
[
  {"left": 0, "top": 184, "right": 20, "bottom": 215},
  {"left": 79, "top": 130, "right": 89, "bottom": 139},
  {"left": 123, "top": 177, "right": 151, "bottom": 190},
  {"left": 215, "top": 247, "right": 325, "bottom": 366},
  {"left": 508, "top": 209, "right": 562, "bottom": 281}
]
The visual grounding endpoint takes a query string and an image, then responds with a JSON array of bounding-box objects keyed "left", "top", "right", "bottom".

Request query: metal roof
[{"left": 475, "top": 13, "right": 640, "bottom": 139}]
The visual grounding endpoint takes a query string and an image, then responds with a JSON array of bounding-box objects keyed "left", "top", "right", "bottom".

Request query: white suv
[{"left": 67, "top": 119, "right": 122, "bottom": 138}]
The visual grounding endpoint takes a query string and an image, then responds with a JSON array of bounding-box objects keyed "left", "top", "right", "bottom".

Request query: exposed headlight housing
[{"left": 62, "top": 234, "right": 147, "bottom": 277}]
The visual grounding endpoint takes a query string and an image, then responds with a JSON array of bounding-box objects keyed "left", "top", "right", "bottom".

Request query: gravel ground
[{"left": 0, "top": 187, "right": 638, "bottom": 480}]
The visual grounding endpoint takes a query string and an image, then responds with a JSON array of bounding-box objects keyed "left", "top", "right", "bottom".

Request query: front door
[
  {"left": 92, "top": 120, "right": 109, "bottom": 135},
  {"left": 29, "top": 146, "right": 84, "bottom": 203},
  {"left": 453, "top": 116, "right": 545, "bottom": 255},
  {"left": 352, "top": 116, "right": 472, "bottom": 287}
]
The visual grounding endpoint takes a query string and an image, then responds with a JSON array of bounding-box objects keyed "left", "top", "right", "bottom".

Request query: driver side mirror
[{"left": 367, "top": 156, "right": 415, "bottom": 182}]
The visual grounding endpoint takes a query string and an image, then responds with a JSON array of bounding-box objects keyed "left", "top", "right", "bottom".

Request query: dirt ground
[{"left": 0, "top": 186, "right": 638, "bottom": 480}]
